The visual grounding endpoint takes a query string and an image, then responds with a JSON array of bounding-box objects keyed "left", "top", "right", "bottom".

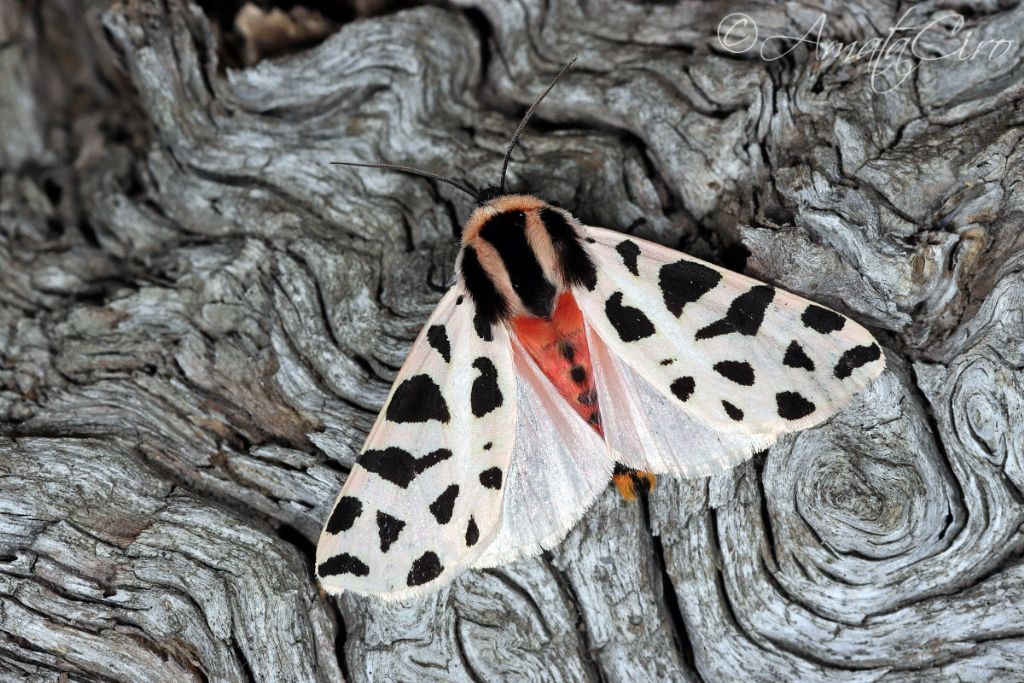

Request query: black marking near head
[
  {"left": 473, "top": 311, "right": 494, "bottom": 342},
  {"left": 696, "top": 285, "right": 775, "bottom": 340},
  {"left": 325, "top": 496, "right": 362, "bottom": 534},
  {"left": 802, "top": 305, "right": 846, "bottom": 334},
  {"left": 479, "top": 467, "right": 503, "bottom": 490},
  {"left": 615, "top": 240, "right": 642, "bottom": 276},
  {"left": 834, "top": 343, "right": 881, "bottom": 379},
  {"left": 783, "top": 340, "right": 815, "bottom": 371},
  {"left": 465, "top": 517, "right": 479, "bottom": 546},
  {"left": 777, "top": 391, "right": 816, "bottom": 420},
  {"left": 461, "top": 246, "right": 507, "bottom": 329},
  {"left": 722, "top": 400, "right": 744, "bottom": 421},
  {"left": 376, "top": 511, "right": 405, "bottom": 553},
  {"left": 407, "top": 551, "right": 444, "bottom": 587},
  {"left": 605, "top": 292, "right": 656, "bottom": 342},
  {"left": 386, "top": 375, "right": 450, "bottom": 424},
  {"left": 318, "top": 553, "right": 370, "bottom": 578},
  {"left": 456, "top": 295, "right": 464, "bottom": 305},
  {"left": 480, "top": 210, "right": 557, "bottom": 317},
  {"left": 660, "top": 260, "right": 722, "bottom": 317},
  {"left": 713, "top": 360, "right": 755, "bottom": 386},
  {"left": 540, "top": 208, "right": 597, "bottom": 291},
  {"left": 429, "top": 485, "right": 460, "bottom": 524},
  {"left": 427, "top": 325, "right": 451, "bottom": 363},
  {"left": 570, "top": 365, "right": 587, "bottom": 384},
  {"left": 671, "top": 376, "right": 695, "bottom": 402},
  {"left": 357, "top": 447, "right": 453, "bottom": 488},
  {"left": 471, "top": 357, "right": 503, "bottom": 417}
]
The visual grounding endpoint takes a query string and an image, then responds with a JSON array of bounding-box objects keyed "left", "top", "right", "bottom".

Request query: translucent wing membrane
[
  {"left": 473, "top": 335, "right": 614, "bottom": 567},
  {"left": 586, "top": 325, "right": 778, "bottom": 475}
]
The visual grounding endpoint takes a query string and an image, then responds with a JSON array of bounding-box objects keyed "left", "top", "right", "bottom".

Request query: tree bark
[{"left": 2, "top": 0, "right": 1023, "bottom": 680}]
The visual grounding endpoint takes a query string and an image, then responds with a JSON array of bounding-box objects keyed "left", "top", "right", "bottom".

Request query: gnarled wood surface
[{"left": 2, "top": 0, "right": 1023, "bottom": 680}]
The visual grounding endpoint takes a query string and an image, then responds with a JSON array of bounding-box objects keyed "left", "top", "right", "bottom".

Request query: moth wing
[
  {"left": 316, "top": 286, "right": 515, "bottom": 600},
  {"left": 473, "top": 334, "right": 615, "bottom": 568},
  {"left": 575, "top": 226, "right": 885, "bottom": 437},
  {"left": 586, "top": 323, "right": 776, "bottom": 475}
]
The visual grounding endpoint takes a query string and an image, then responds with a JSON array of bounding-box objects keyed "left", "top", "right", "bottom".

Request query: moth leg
[{"left": 612, "top": 463, "right": 657, "bottom": 501}]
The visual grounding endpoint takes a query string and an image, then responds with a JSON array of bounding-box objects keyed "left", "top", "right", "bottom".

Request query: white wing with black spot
[
  {"left": 586, "top": 324, "right": 777, "bottom": 475},
  {"left": 472, "top": 335, "right": 615, "bottom": 567},
  {"left": 575, "top": 226, "right": 885, "bottom": 441},
  {"left": 316, "top": 286, "right": 515, "bottom": 600}
]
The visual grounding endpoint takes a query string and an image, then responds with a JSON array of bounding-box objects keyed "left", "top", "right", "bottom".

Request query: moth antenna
[
  {"left": 331, "top": 161, "right": 479, "bottom": 200},
  {"left": 499, "top": 55, "right": 578, "bottom": 194}
]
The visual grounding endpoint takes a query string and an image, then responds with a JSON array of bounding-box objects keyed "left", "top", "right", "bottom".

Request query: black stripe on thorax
[
  {"left": 478, "top": 210, "right": 555, "bottom": 318},
  {"left": 539, "top": 208, "right": 597, "bottom": 291},
  {"left": 460, "top": 245, "right": 507, "bottom": 328}
]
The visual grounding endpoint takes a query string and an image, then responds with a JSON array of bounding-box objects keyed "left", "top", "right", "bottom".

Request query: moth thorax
[{"left": 458, "top": 195, "right": 596, "bottom": 325}]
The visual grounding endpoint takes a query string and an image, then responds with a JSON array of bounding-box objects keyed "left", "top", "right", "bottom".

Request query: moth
[{"left": 316, "top": 60, "right": 885, "bottom": 599}]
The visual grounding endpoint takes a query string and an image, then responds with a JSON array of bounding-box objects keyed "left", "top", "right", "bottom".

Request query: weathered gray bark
[{"left": 2, "top": 0, "right": 1023, "bottom": 680}]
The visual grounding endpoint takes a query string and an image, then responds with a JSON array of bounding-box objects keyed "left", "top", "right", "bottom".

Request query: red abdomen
[{"left": 511, "top": 292, "right": 602, "bottom": 435}]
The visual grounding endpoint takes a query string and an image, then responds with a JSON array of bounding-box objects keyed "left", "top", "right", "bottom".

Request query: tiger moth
[{"left": 316, "top": 60, "right": 885, "bottom": 599}]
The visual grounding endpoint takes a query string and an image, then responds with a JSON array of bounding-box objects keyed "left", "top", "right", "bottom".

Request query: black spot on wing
[
  {"left": 325, "top": 496, "right": 362, "bottom": 534},
  {"left": 483, "top": 442, "right": 492, "bottom": 451},
  {"left": 670, "top": 376, "right": 695, "bottom": 402},
  {"left": 722, "top": 400, "right": 744, "bottom": 421},
  {"left": 427, "top": 325, "right": 451, "bottom": 363},
  {"left": 541, "top": 208, "right": 597, "bottom": 291},
  {"left": 802, "top": 304, "right": 846, "bottom": 334},
  {"left": 660, "top": 358, "right": 675, "bottom": 366},
  {"left": 318, "top": 553, "right": 369, "bottom": 578},
  {"left": 456, "top": 295, "right": 464, "bottom": 305},
  {"left": 834, "top": 343, "right": 882, "bottom": 379},
  {"left": 777, "top": 391, "right": 816, "bottom": 420},
  {"left": 479, "top": 467, "right": 503, "bottom": 490},
  {"left": 713, "top": 360, "right": 755, "bottom": 386},
  {"left": 696, "top": 285, "right": 775, "bottom": 340},
  {"left": 376, "top": 511, "right": 405, "bottom": 553},
  {"left": 429, "top": 485, "right": 459, "bottom": 524},
  {"left": 783, "top": 340, "right": 815, "bottom": 371},
  {"left": 605, "top": 291, "right": 656, "bottom": 342},
  {"left": 461, "top": 246, "right": 506, "bottom": 330},
  {"left": 407, "top": 551, "right": 444, "bottom": 587},
  {"left": 357, "top": 447, "right": 453, "bottom": 488},
  {"left": 559, "top": 341, "right": 576, "bottom": 361},
  {"left": 386, "top": 375, "right": 450, "bottom": 424},
  {"left": 471, "top": 357, "right": 503, "bottom": 417},
  {"left": 412, "top": 448, "right": 453, "bottom": 473},
  {"left": 577, "top": 389, "right": 597, "bottom": 405},
  {"left": 615, "top": 240, "right": 641, "bottom": 276},
  {"left": 659, "top": 260, "right": 722, "bottom": 317},
  {"left": 465, "top": 517, "right": 479, "bottom": 546}
]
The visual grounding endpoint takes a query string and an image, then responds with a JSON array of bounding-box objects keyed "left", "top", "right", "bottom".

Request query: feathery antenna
[
  {"left": 499, "top": 56, "right": 577, "bottom": 193},
  {"left": 330, "top": 161, "right": 479, "bottom": 199}
]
